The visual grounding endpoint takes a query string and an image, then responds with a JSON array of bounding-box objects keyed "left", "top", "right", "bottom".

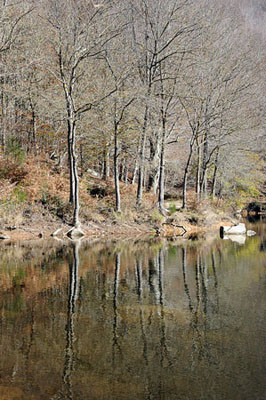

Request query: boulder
[
  {"left": 247, "top": 230, "right": 256, "bottom": 236},
  {"left": 220, "top": 223, "right": 246, "bottom": 236}
]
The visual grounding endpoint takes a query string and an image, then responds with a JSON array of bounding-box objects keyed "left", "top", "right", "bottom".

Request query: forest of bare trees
[{"left": 0, "top": 0, "right": 265, "bottom": 229}]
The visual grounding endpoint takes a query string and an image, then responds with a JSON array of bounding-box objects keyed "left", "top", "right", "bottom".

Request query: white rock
[
  {"left": 222, "top": 223, "right": 246, "bottom": 235},
  {"left": 247, "top": 230, "right": 256, "bottom": 236}
]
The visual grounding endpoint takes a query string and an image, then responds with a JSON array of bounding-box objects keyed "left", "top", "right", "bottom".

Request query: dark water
[{"left": 0, "top": 220, "right": 265, "bottom": 400}]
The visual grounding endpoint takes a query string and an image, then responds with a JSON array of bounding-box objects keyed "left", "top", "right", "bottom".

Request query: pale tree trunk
[
  {"left": 1, "top": 87, "right": 6, "bottom": 152},
  {"left": 147, "top": 136, "right": 161, "bottom": 194},
  {"left": 182, "top": 142, "right": 194, "bottom": 209},
  {"left": 123, "top": 160, "right": 128, "bottom": 183},
  {"left": 200, "top": 104, "right": 210, "bottom": 199},
  {"left": 136, "top": 103, "right": 149, "bottom": 206},
  {"left": 211, "top": 148, "right": 219, "bottom": 198},
  {"left": 69, "top": 120, "right": 80, "bottom": 228},
  {"left": 132, "top": 161, "right": 138, "bottom": 185},
  {"left": 132, "top": 136, "right": 141, "bottom": 185},
  {"left": 67, "top": 117, "right": 75, "bottom": 205},
  {"left": 158, "top": 118, "right": 166, "bottom": 213},
  {"left": 200, "top": 131, "right": 208, "bottom": 199},
  {"left": 195, "top": 138, "right": 202, "bottom": 200},
  {"left": 114, "top": 121, "right": 121, "bottom": 212}
]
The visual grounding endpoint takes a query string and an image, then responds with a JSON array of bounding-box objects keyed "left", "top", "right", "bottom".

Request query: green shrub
[
  {"left": 169, "top": 203, "right": 177, "bottom": 215},
  {"left": 6, "top": 137, "right": 26, "bottom": 166},
  {"left": 13, "top": 186, "right": 27, "bottom": 203},
  {"left": 150, "top": 208, "right": 165, "bottom": 224}
]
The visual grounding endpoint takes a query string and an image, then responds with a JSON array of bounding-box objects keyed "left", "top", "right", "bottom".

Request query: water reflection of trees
[
  {"left": 1, "top": 235, "right": 265, "bottom": 399},
  {"left": 107, "top": 243, "right": 221, "bottom": 394},
  {"left": 182, "top": 246, "right": 220, "bottom": 366},
  {"left": 61, "top": 241, "right": 80, "bottom": 400}
]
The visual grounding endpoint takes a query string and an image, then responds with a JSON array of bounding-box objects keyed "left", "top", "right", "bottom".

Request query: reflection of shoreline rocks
[
  {"left": 220, "top": 223, "right": 256, "bottom": 244},
  {"left": 223, "top": 235, "right": 246, "bottom": 245}
]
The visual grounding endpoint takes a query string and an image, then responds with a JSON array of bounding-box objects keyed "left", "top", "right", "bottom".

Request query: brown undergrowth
[{"left": 0, "top": 153, "right": 234, "bottom": 241}]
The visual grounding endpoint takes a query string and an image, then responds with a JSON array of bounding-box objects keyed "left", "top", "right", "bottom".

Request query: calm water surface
[{"left": 0, "top": 220, "right": 265, "bottom": 400}]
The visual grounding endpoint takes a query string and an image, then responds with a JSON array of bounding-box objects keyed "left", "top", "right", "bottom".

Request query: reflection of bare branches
[{"left": 135, "top": 256, "right": 153, "bottom": 400}]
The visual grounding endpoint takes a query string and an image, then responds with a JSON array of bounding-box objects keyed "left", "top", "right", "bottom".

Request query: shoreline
[{"left": 0, "top": 215, "right": 233, "bottom": 243}]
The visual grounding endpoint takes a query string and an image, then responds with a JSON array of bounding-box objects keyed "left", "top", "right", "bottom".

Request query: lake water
[{"left": 0, "top": 220, "right": 265, "bottom": 400}]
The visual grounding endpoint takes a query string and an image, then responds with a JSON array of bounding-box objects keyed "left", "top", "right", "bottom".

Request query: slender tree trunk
[
  {"left": 200, "top": 134, "right": 208, "bottom": 197},
  {"left": 132, "top": 161, "right": 138, "bottom": 185},
  {"left": 29, "top": 97, "right": 36, "bottom": 153},
  {"left": 114, "top": 122, "right": 121, "bottom": 212},
  {"left": 79, "top": 143, "right": 84, "bottom": 177},
  {"left": 211, "top": 148, "right": 219, "bottom": 198},
  {"left": 201, "top": 106, "right": 209, "bottom": 198},
  {"left": 158, "top": 118, "right": 166, "bottom": 213},
  {"left": 68, "top": 118, "right": 75, "bottom": 204},
  {"left": 70, "top": 121, "right": 80, "bottom": 228},
  {"left": 102, "top": 144, "right": 110, "bottom": 180},
  {"left": 123, "top": 161, "right": 128, "bottom": 183},
  {"left": 196, "top": 139, "right": 202, "bottom": 199},
  {"left": 132, "top": 136, "right": 141, "bottom": 185},
  {"left": 1, "top": 88, "right": 6, "bottom": 152},
  {"left": 182, "top": 144, "right": 194, "bottom": 209},
  {"left": 137, "top": 103, "right": 149, "bottom": 206}
]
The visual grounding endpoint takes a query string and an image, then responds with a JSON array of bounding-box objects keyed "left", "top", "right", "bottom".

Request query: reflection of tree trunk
[
  {"left": 135, "top": 256, "right": 152, "bottom": 399},
  {"left": 24, "top": 302, "right": 35, "bottom": 379},
  {"left": 199, "top": 254, "right": 208, "bottom": 315},
  {"left": 182, "top": 247, "right": 193, "bottom": 312},
  {"left": 63, "top": 241, "right": 80, "bottom": 400},
  {"left": 112, "top": 253, "right": 121, "bottom": 365},
  {"left": 158, "top": 248, "right": 172, "bottom": 370},
  {"left": 211, "top": 251, "right": 219, "bottom": 312},
  {"left": 135, "top": 257, "right": 142, "bottom": 298}
]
